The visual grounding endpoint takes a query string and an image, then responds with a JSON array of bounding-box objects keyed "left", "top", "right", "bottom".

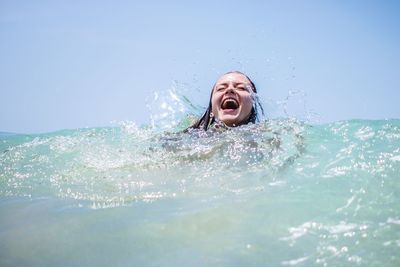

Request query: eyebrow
[{"left": 215, "top": 82, "right": 247, "bottom": 87}]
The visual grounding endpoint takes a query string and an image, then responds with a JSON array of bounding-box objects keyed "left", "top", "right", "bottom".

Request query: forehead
[{"left": 215, "top": 73, "right": 250, "bottom": 85}]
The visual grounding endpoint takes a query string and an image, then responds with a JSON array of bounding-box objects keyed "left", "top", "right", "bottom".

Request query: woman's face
[{"left": 211, "top": 73, "right": 254, "bottom": 127}]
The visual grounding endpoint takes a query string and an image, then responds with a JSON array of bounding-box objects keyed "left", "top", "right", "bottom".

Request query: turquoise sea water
[{"left": 0, "top": 119, "right": 399, "bottom": 267}]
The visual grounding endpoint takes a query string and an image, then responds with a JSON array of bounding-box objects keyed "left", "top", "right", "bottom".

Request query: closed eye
[{"left": 215, "top": 84, "right": 228, "bottom": 91}]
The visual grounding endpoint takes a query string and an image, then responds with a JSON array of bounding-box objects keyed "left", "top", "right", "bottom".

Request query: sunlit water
[{"left": 1, "top": 119, "right": 399, "bottom": 267}]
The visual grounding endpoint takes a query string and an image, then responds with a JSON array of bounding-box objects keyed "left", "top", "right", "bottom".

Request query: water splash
[
  {"left": 0, "top": 119, "right": 305, "bottom": 205},
  {"left": 274, "top": 89, "right": 321, "bottom": 123},
  {"left": 146, "top": 81, "right": 204, "bottom": 132}
]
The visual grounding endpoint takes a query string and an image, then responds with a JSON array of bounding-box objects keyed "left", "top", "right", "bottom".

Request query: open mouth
[{"left": 221, "top": 98, "right": 239, "bottom": 110}]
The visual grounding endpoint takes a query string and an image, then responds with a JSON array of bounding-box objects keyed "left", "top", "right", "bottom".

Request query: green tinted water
[{"left": 0, "top": 119, "right": 399, "bottom": 266}]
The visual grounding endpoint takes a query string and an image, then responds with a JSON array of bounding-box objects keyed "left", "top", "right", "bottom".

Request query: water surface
[{"left": 1, "top": 119, "right": 399, "bottom": 266}]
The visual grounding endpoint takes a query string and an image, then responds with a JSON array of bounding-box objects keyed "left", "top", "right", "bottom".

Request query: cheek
[
  {"left": 241, "top": 95, "right": 254, "bottom": 113},
  {"left": 211, "top": 94, "right": 220, "bottom": 113}
]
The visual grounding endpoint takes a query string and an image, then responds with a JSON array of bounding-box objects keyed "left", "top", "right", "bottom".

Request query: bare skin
[{"left": 211, "top": 72, "right": 254, "bottom": 127}]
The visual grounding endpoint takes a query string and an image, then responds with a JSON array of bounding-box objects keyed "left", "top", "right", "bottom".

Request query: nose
[{"left": 225, "top": 83, "right": 235, "bottom": 94}]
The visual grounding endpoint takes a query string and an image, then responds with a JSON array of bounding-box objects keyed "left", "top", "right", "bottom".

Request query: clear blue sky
[{"left": 1, "top": 0, "right": 399, "bottom": 133}]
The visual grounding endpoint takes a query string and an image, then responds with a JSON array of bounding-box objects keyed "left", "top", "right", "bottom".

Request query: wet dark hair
[{"left": 187, "top": 71, "right": 264, "bottom": 131}]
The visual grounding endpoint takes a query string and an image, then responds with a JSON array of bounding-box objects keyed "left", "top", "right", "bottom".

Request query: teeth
[{"left": 223, "top": 98, "right": 237, "bottom": 104}]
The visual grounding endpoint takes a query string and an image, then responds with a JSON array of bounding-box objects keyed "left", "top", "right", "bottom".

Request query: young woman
[{"left": 188, "top": 71, "right": 264, "bottom": 131}]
